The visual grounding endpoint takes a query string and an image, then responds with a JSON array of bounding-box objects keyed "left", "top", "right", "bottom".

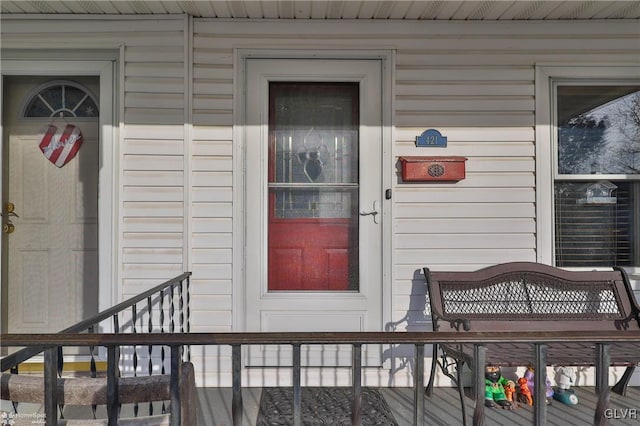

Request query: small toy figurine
[
  {"left": 554, "top": 366, "right": 576, "bottom": 391},
  {"left": 553, "top": 366, "right": 579, "bottom": 405},
  {"left": 524, "top": 364, "right": 554, "bottom": 404},
  {"left": 553, "top": 389, "right": 579, "bottom": 405},
  {"left": 484, "top": 365, "right": 513, "bottom": 409},
  {"left": 503, "top": 379, "right": 517, "bottom": 403},
  {"left": 517, "top": 377, "right": 533, "bottom": 406}
]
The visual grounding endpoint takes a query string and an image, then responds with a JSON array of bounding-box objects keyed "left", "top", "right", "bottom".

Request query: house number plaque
[{"left": 415, "top": 129, "right": 447, "bottom": 148}]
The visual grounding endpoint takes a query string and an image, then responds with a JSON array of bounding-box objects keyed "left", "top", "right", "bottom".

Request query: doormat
[{"left": 257, "top": 387, "right": 398, "bottom": 426}]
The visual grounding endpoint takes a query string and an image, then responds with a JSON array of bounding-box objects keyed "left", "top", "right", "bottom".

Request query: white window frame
[{"left": 535, "top": 64, "right": 640, "bottom": 273}]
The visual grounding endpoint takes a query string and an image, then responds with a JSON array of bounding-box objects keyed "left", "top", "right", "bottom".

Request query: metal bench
[{"left": 424, "top": 261, "right": 640, "bottom": 426}]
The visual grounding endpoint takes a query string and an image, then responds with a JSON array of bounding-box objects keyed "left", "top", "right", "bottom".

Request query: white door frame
[
  {"left": 1, "top": 58, "right": 117, "bottom": 324},
  {"left": 232, "top": 49, "right": 394, "bottom": 335}
]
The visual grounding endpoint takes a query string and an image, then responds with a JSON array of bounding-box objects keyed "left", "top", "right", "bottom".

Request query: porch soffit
[{"left": 1, "top": 1, "right": 639, "bottom": 20}]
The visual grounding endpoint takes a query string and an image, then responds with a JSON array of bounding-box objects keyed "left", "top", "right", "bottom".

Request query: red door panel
[{"left": 269, "top": 220, "right": 351, "bottom": 290}]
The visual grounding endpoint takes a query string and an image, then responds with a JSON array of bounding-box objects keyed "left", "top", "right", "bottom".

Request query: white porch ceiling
[{"left": 2, "top": 1, "right": 640, "bottom": 20}]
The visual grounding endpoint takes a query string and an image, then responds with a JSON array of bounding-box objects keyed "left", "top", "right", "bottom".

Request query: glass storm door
[
  {"left": 268, "top": 82, "right": 359, "bottom": 291},
  {"left": 245, "top": 59, "right": 383, "bottom": 367}
]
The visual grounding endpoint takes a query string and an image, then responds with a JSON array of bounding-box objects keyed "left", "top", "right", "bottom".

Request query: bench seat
[
  {"left": 424, "top": 262, "right": 640, "bottom": 426},
  {"left": 440, "top": 341, "right": 640, "bottom": 367}
]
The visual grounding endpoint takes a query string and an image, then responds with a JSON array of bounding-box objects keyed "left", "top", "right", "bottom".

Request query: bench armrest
[
  {"left": 614, "top": 266, "right": 640, "bottom": 329},
  {"left": 434, "top": 314, "right": 471, "bottom": 332},
  {"left": 425, "top": 267, "right": 472, "bottom": 331}
]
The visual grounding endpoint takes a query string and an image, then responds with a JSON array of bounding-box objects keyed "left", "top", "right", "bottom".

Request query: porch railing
[
  {"left": 0, "top": 272, "right": 191, "bottom": 420},
  {"left": 2, "top": 330, "right": 639, "bottom": 426},
  {"left": 1, "top": 272, "right": 191, "bottom": 375}
]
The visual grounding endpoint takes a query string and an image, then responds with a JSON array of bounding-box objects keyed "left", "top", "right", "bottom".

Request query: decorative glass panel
[
  {"left": 270, "top": 82, "right": 358, "bottom": 219},
  {"left": 271, "top": 187, "right": 356, "bottom": 220},
  {"left": 22, "top": 81, "right": 99, "bottom": 118}
]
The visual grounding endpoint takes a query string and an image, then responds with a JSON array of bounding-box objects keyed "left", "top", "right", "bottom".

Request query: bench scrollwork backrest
[{"left": 425, "top": 262, "right": 640, "bottom": 332}]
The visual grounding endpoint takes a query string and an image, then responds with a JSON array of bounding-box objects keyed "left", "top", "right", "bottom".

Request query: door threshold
[{"left": 3, "top": 359, "right": 107, "bottom": 376}]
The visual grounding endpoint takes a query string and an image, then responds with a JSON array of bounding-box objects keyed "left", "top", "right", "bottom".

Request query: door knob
[
  {"left": 2, "top": 202, "right": 18, "bottom": 233},
  {"left": 3, "top": 202, "right": 18, "bottom": 217}
]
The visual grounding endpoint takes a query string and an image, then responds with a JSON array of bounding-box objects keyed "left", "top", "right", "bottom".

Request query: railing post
[
  {"left": 88, "top": 325, "right": 98, "bottom": 419},
  {"left": 107, "top": 345, "right": 120, "bottom": 426},
  {"left": 352, "top": 344, "right": 362, "bottom": 426},
  {"left": 595, "top": 343, "right": 611, "bottom": 426},
  {"left": 170, "top": 345, "right": 182, "bottom": 426},
  {"left": 414, "top": 343, "right": 425, "bottom": 426},
  {"left": 232, "top": 344, "right": 243, "bottom": 426},
  {"left": 44, "top": 347, "right": 58, "bottom": 426},
  {"left": 292, "top": 343, "right": 302, "bottom": 426},
  {"left": 170, "top": 284, "right": 176, "bottom": 333},
  {"left": 56, "top": 346, "right": 65, "bottom": 419},
  {"left": 132, "top": 304, "right": 139, "bottom": 417},
  {"left": 186, "top": 274, "right": 191, "bottom": 361},
  {"left": 147, "top": 295, "right": 155, "bottom": 416},
  {"left": 472, "top": 344, "right": 486, "bottom": 426},
  {"left": 534, "top": 343, "right": 548, "bottom": 426}
]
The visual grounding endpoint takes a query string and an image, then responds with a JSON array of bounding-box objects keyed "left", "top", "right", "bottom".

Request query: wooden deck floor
[
  {"left": 196, "top": 386, "right": 640, "bottom": 425},
  {"left": 4, "top": 386, "right": 638, "bottom": 425}
]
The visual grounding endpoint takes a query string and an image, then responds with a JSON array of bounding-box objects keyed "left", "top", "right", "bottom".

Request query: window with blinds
[
  {"left": 554, "top": 84, "right": 640, "bottom": 268},
  {"left": 555, "top": 181, "right": 637, "bottom": 267}
]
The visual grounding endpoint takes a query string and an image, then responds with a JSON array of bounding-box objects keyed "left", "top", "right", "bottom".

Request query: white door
[
  {"left": 2, "top": 76, "right": 99, "bottom": 334},
  {"left": 244, "top": 59, "right": 383, "bottom": 366}
]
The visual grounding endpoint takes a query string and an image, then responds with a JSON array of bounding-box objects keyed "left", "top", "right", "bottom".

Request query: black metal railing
[
  {"left": 1, "top": 330, "right": 639, "bottom": 426},
  {"left": 1, "top": 272, "right": 191, "bottom": 374},
  {"left": 1, "top": 272, "right": 191, "bottom": 420}
]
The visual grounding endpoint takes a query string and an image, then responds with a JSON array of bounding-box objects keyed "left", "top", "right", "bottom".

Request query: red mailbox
[{"left": 399, "top": 156, "right": 467, "bottom": 182}]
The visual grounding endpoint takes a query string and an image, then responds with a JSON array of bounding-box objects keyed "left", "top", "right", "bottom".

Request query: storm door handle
[{"left": 359, "top": 201, "right": 379, "bottom": 224}]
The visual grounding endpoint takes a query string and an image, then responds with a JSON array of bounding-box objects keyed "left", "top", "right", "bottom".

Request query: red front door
[{"left": 267, "top": 82, "right": 359, "bottom": 291}]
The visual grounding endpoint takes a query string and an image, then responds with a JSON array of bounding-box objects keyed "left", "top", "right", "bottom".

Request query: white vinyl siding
[{"left": 1, "top": 16, "right": 188, "bottom": 306}]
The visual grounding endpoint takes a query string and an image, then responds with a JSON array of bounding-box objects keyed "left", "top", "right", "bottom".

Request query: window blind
[{"left": 555, "top": 181, "right": 636, "bottom": 267}]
